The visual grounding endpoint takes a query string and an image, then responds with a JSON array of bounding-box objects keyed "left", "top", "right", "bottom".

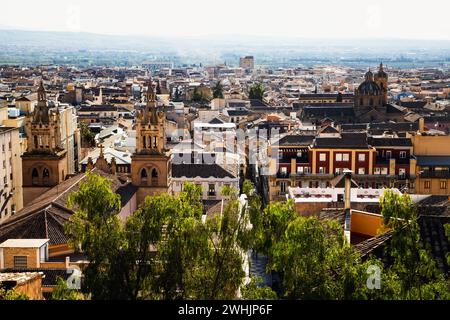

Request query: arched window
[
  {"left": 140, "top": 168, "right": 148, "bottom": 182},
  {"left": 32, "top": 168, "right": 39, "bottom": 185},
  {"left": 151, "top": 168, "right": 158, "bottom": 185},
  {"left": 42, "top": 168, "right": 50, "bottom": 184},
  {"left": 34, "top": 136, "right": 38, "bottom": 148},
  {"left": 142, "top": 136, "right": 146, "bottom": 149}
]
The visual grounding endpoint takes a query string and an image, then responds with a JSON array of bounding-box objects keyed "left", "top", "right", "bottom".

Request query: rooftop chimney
[
  {"left": 343, "top": 169, "right": 352, "bottom": 211},
  {"left": 343, "top": 169, "right": 352, "bottom": 243}
]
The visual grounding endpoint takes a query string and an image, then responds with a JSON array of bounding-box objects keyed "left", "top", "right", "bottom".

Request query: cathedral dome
[{"left": 357, "top": 69, "right": 381, "bottom": 95}]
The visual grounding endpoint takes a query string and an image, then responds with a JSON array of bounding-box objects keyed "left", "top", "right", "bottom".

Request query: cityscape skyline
[{"left": 0, "top": 0, "right": 449, "bottom": 306}]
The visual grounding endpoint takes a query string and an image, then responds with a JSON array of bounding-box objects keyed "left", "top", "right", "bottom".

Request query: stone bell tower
[
  {"left": 21, "top": 80, "right": 68, "bottom": 205},
  {"left": 374, "top": 62, "right": 388, "bottom": 104},
  {"left": 131, "top": 79, "right": 171, "bottom": 205}
]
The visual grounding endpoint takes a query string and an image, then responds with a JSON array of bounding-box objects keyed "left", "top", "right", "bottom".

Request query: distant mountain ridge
[{"left": 1, "top": 29, "right": 450, "bottom": 51}]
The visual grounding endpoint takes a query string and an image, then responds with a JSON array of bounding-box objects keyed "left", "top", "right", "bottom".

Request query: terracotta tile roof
[{"left": 0, "top": 169, "right": 135, "bottom": 246}]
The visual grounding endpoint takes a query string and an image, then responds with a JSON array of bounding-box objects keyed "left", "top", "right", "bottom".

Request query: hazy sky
[{"left": 1, "top": 0, "right": 449, "bottom": 40}]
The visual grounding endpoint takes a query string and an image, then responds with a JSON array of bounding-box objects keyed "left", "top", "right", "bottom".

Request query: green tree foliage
[
  {"left": 0, "top": 288, "right": 29, "bottom": 300},
  {"left": 260, "top": 200, "right": 297, "bottom": 259},
  {"left": 212, "top": 80, "right": 224, "bottom": 99},
  {"left": 158, "top": 184, "right": 249, "bottom": 299},
  {"left": 65, "top": 174, "right": 249, "bottom": 300},
  {"left": 241, "top": 277, "right": 277, "bottom": 300},
  {"left": 79, "top": 122, "right": 95, "bottom": 147},
  {"left": 65, "top": 171, "right": 131, "bottom": 299},
  {"left": 270, "top": 217, "right": 376, "bottom": 299},
  {"left": 248, "top": 82, "right": 265, "bottom": 101},
  {"left": 51, "top": 278, "right": 85, "bottom": 300},
  {"left": 242, "top": 180, "right": 265, "bottom": 253},
  {"left": 64, "top": 173, "right": 449, "bottom": 300},
  {"left": 380, "top": 190, "right": 450, "bottom": 299},
  {"left": 191, "top": 87, "right": 209, "bottom": 103}
]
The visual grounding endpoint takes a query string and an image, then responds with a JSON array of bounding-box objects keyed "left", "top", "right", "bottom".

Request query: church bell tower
[
  {"left": 21, "top": 80, "right": 68, "bottom": 205},
  {"left": 131, "top": 79, "right": 171, "bottom": 205}
]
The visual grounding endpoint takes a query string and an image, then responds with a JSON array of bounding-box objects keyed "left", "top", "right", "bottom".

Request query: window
[
  {"left": 374, "top": 167, "right": 381, "bottom": 175},
  {"left": 358, "top": 154, "right": 366, "bottom": 162},
  {"left": 381, "top": 168, "right": 388, "bottom": 175},
  {"left": 358, "top": 168, "right": 365, "bottom": 175},
  {"left": 43, "top": 168, "right": 50, "bottom": 178},
  {"left": 32, "top": 168, "right": 39, "bottom": 184},
  {"left": 400, "top": 151, "right": 407, "bottom": 159},
  {"left": 399, "top": 168, "right": 406, "bottom": 179},
  {"left": 304, "top": 167, "right": 311, "bottom": 174},
  {"left": 335, "top": 168, "right": 342, "bottom": 174},
  {"left": 140, "top": 168, "right": 148, "bottom": 182},
  {"left": 14, "top": 256, "right": 28, "bottom": 269},
  {"left": 335, "top": 153, "right": 342, "bottom": 162},
  {"left": 208, "top": 184, "right": 216, "bottom": 196},
  {"left": 280, "top": 182, "right": 286, "bottom": 195},
  {"left": 319, "top": 167, "right": 326, "bottom": 174},
  {"left": 386, "top": 151, "right": 392, "bottom": 159},
  {"left": 440, "top": 181, "right": 447, "bottom": 189},
  {"left": 151, "top": 168, "right": 158, "bottom": 185},
  {"left": 424, "top": 181, "right": 431, "bottom": 189},
  {"left": 342, "top": 154, "right": 349, "bottom": 161},
  {"left": 297, "top": 166, "right": 304, "bottom": 174},
  {"left": 319, "top": 153, "right": 326, "bottom": 161}
]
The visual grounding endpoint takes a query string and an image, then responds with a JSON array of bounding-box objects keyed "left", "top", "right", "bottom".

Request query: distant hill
[
  {"left": 0, "top": 29, "right": 173, "bottom": 51},
  {"left": 0, "top": 29, "right": 449, "bottom": 67},
  {"left": 2, "top": 29, "right": 450, "bottom": 51}
]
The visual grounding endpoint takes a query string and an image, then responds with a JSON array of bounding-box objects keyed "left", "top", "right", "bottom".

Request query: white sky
[{"left": 1, "top": 0, "right": 449, "bottom": 40}]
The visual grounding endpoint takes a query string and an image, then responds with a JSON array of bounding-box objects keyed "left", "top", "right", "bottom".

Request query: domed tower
[
  {"left": 354, "top": 69, "right": 383, "bottom": 109},
  {"left": 22, "top": 80, "right": 68, "bottom": 205},
  {"left": 374, "top": 63, "right": 388, "bottom": 104},
  {"left": 131, "top": 79, "right": 171, "bottom": 205}
]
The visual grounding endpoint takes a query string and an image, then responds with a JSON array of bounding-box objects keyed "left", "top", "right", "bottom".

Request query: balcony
[
  {"left": 276, "top": 172, "right": 290, "bottom": 179},
  {"left": 354, "top": 174, "right": 410, "bottom": 180},
  {"left": 420, "top": 171, "right": 450, "bottom": 179},
  {"left": 278, "top": 156, "right": 310, "bottom": 165},
  {"left": 293, "top": 173, "right": 334, "bottom": 179},
  {"left": 374, "top": 156, "right": 414, "bottom": 165}
]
